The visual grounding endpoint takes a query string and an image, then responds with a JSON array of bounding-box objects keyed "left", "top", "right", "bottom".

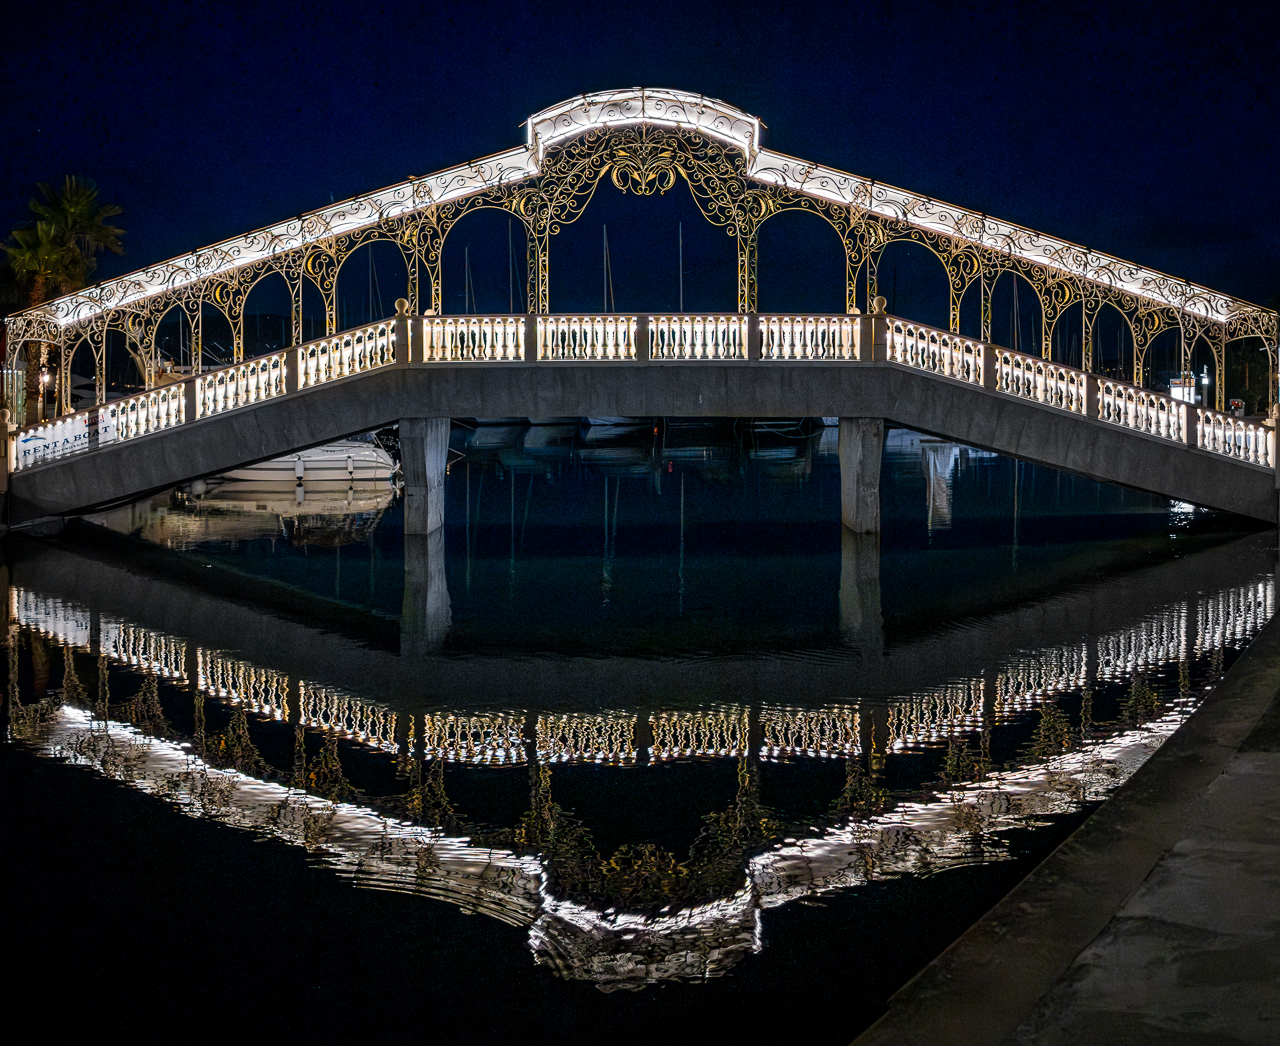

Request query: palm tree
[
  {"left": 29, "top": 176, "right": 124, "bottom": 277},
  {"left": 4, "top": 222, "right": 84, "bottom": 307},
  {"left": 2, "top": 177, "right": 124, "bottom": 422}
]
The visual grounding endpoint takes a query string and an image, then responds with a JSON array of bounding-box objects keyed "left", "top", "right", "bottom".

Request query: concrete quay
[{"left": 853, "top": 587, "right": 1280, "bottom": 1046}]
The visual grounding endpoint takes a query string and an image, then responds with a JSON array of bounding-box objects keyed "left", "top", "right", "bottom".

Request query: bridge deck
[{"left": 8, "top": 312, "right": 1276, "bottom": 524}]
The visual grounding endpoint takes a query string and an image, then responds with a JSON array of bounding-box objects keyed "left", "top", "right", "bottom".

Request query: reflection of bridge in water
[{"left": 8, "top": 534, "right": 1273, "bottom": 988}]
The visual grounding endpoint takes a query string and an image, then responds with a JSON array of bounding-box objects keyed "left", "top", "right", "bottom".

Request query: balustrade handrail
[{"left": 11, "top": 311, "right": 1274, "bottom": 475}]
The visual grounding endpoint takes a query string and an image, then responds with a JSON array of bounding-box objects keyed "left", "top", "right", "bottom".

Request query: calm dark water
[{"left": 3, "top": 420, "right": 1274, "bottom": 1043}]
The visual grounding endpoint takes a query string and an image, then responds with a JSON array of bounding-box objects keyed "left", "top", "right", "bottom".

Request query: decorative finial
[
  {"left": 872, "top": 296, "right": 887, "bottom": 315},
  {"left": 395, "top": 298, "right": 410, "bottom": 317}
]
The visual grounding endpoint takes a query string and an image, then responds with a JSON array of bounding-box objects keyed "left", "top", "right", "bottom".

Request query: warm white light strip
[
  {"left": 12, "top": 88, "right": 1261, "bottom": 334},
  {"left": 28, "top": 146, "right": 537, "bottom": 327},
  {"left": 526, "top": 87, "right": 761, "bottom": 161},
  {"left": 748, "top": 149, "right": 1235, "bottom": 323}
]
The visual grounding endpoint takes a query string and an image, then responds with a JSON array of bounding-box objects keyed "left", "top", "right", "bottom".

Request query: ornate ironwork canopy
[{"left": 6, "top": 88, "right": 1276, "bottom": 411}]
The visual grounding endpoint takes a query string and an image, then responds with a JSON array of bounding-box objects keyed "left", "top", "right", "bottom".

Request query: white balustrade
[
  {"left": 1196, "top": 409, "right": 1273, "bottom": 467},
  {"left": 11, "top": 311, "right": 1277, "bottom": 481},
  {"left": 888, "top": 321, "right": 982, "bottom": 382},
  {"left": 1097, "top": 381, "right": 1183, "bottom": 441},
  {"left": 650, "top": 315, "right": 747, "bottom": 360},
  {"left": 196, "top": 353, "right": 286, "bottom": 418},
  {"left": 420, "top": 316, "right": 524, "bottom": 362},
  {"left": 761, "top": 315, "right": 855, "bottom": 360},
  {"left": 538, "top": 315, "right": 636, "bottom": 360},
  {"left": 298, "top": 321, "right": 394, "bottom": 388},
  {"left": 993, "top": 350, "right": 1088, "bottom": 414}
]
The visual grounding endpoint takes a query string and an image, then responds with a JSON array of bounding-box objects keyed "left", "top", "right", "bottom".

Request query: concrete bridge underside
[{"left": 9, "top": 360, "right": 1276, "bottom": 525}]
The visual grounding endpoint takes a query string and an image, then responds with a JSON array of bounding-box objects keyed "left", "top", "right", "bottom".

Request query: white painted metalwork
[
  {"left": 649, "top": 314, "right": 747, "bottom": 360},
  {"left": 761, "top": 315, "right": 856, "bottom": 360},
  {"left": 527, "top": 88, "right": 761, "bottom": 162},
  {"left": 537, "top": 315, "right": 636, "bottom": 360},
  {"left": 298, "top": 321, "right": 394, "bottom": 387},
  {"left": 422, "top": 316, "right": 524, "bottom": 362}
]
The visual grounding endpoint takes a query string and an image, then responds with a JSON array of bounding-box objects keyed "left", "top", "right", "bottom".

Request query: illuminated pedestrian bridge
[{"left": 4, "top": 89, "right": 1277, "bottom": 528}]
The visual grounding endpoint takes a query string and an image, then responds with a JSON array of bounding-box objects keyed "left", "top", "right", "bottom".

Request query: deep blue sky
[{"left": 3, "top": 0, "right": 1277, "bottom": 316}]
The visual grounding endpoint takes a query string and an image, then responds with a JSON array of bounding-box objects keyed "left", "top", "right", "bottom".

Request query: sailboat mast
[
  {"left": 602, "top": 225, "right": 615, "bottom": 312},
  {"left": 465, "top": 245, "right": 475, "bottom": 314},
  {"left": 1012, "top": 276, "right": 1021, "bottom": 354},
  {"left": 678, "top": 221, "right": 683, "bottom": 312}
]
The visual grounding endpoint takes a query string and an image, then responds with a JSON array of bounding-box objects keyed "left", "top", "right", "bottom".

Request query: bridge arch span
[
  {"left": 334, "top": 239, "right": 411, "bottom": 329},
  {"left": 240, "top": 269, "right": 294, "bottom": 358},
  {"left": 437, "top": 204, "right": 535, "bottom": 314},
  {"left": 756, "top": 207, "right": 846, "bottom": 314},
  {"left": 872, "top": 239, "right": 952, "bottom": 332}
]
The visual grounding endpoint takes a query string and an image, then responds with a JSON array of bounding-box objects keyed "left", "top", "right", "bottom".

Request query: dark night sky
[{"left": 2, "top": 0, "right": 1278, "bottom": 314}]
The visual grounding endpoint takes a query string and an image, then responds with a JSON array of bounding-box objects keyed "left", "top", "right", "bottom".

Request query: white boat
[{"left": 219, "top": 439, "right": 396, "bottom": 482}]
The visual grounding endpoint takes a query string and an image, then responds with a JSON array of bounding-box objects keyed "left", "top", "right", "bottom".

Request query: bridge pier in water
[
  {"left": 840, "top": 531, "right": 883, "bottom": 654},
  {"left": 838, "top": 419, "right": 886, "bottom": 654},
  {"left": 400, "top": 417, "right": 452, "bottom": 655},
  {"left": 839, "top": 418, "right": 884, "bottom": 533},
  {"left": 401, "top": 530, "right": 451, "bottom": 657},
  {"left": 400, "top": 417, "right": 450, "bottom": 536}
]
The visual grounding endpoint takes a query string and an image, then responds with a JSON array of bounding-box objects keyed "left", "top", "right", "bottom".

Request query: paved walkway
[{"left": 853, "top": 600, "right": 1280, "bottom": 1046}]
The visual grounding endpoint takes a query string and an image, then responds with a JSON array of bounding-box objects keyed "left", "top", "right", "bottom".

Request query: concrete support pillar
[
  {"left": 839, "top": 530, "right": 883, "bottom": 653},
  {"left": 839, "top": 417, "right": 884, "bottom": 532},
  {"left": 401, "top": 417, "right": 449, "bottom": 535},
  {"left": 401, "top": 529, "right": 451, "bottom": 657}
]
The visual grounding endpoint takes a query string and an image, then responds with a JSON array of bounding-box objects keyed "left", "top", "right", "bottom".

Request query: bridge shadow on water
[{"left": 2, "top": 420, "right": 1274, "bottom": 1043}]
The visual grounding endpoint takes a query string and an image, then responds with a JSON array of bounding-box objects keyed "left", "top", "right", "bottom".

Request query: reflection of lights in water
[
  {"left": 10, "top": 565, "right": 1274, "bottom": 989},
  {"left": 1170, "top": 500, "right": 1197, "bottom": 526}
]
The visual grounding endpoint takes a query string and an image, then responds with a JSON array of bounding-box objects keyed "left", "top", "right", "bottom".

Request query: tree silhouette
[{"left": 2, "top": 177, "right": 124, "bottom": 421}]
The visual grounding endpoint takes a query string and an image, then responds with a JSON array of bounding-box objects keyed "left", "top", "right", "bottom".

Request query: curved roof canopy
[{"left": 8, "top": 88, "right": 1270, "bottom": 332}]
